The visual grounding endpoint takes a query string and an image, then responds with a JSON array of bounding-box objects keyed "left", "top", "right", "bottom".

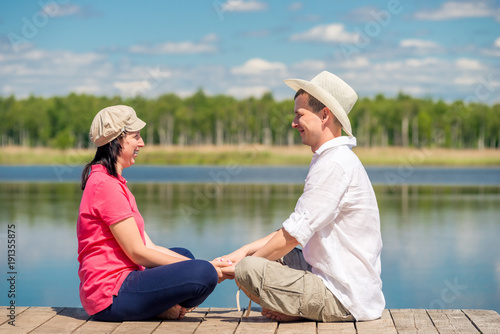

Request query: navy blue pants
[{"left": 93, "top": 248, "right": 218, "bottom": 321}]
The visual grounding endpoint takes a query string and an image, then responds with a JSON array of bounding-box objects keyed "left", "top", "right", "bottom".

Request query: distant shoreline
[{"left": 1, "top": 145, "right": 499, "bottom": 166}]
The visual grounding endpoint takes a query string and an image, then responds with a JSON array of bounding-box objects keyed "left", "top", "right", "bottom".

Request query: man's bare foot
[
  {"left": 157, "top": 305, "right": 184, "bottom": 320},
  {"left": 261, "top": 308, "right": 304, "bottom": 322}
]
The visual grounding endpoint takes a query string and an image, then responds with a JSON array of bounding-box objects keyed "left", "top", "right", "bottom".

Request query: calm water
[{"left": 0, "top": 166, "right": 499, "bottom": 313}]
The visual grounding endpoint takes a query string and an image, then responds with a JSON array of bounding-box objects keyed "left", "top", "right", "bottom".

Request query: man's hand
[
  {"left": 220, "top": 248, "right": 248, "bottom": 265},
  {"left": 221, "top": 264, "right": 235, "bottom": 280},
  {"left": 210, "top": 258, "right": 233, "bottom": 283}
]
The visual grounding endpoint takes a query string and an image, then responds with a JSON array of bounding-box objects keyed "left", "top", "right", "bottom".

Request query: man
[{"left": 222, "top": 71, "right": 385, "bottom": 322}]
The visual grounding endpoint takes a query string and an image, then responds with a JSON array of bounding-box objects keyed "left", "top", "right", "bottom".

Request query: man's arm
[
  {"left": 223, "top": 230, "right": 279, "bottom": 264},
  {"left": 220, "top": 228, "right": 299, "bottom": 279},
  {"left": 252, "top": 228, "right": 299, "bottom": 261}
]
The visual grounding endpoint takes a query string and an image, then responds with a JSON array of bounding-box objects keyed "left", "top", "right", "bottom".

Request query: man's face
[{"left": 291, "top": 93, "right": 323, "bottom": 150}]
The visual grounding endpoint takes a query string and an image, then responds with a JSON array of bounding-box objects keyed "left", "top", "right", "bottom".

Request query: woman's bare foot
[
  {"left": 157, "top": 305, "right": 184, "bottom": 320},
  {"left": 261, "top": 308, "right": 304, "bottom": 322}
]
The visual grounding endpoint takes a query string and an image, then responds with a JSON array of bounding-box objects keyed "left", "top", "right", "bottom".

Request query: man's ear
[{"left": 322, "top": 108, "right": 330, "bottom": 121}]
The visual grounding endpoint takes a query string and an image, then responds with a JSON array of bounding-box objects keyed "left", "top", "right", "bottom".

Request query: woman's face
[{"left": 117, "top": 131, "right": 145, "bottom": 172}]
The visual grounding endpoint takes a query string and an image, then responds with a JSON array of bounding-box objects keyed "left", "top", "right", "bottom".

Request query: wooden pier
[{"left": 1, "top": 306, "right": 499, "bottom": 333}]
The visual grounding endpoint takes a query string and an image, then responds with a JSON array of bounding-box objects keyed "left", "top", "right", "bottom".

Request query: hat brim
[
  {"left": 95, "top": 118, "right": 146, "bottom": 147},
  {"left": 284, "top": 78, "right": 353, "bottom": 137},
  {"left": 125, "top": 118, "right": 147, "bottom": 133}
]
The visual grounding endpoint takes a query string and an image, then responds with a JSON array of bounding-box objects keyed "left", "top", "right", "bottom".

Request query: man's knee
[
  {"left": 236, "top": 257, "right": 266, "bottom": 278},
  {"left": 235, "top": 256, "right": 268, "bottom": 297}
]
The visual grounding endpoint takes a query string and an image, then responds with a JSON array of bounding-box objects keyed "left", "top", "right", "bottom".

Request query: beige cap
[{"left": 90, "top": 105, "right": 146, "bottom": 147}]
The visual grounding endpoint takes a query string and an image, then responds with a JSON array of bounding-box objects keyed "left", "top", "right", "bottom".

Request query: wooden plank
[
  {"left": 154, "top": 308, "right": 208, "bottom": 334},
  {"left": 234, "top": 308, "right": 277, "bottom": 334},
  {"left": 30, "top": 307, "right": 90, "bottom": 334},
  {"left": 390, "top": 309, "right": 438, "bottom": 334},
  {"left": 317, "top": 320, "right": 356, "bottom": 334},
  {"left": 0, "top": 307, "right": 497, "bottom": 333},
  {"left": 427, "top": 309, "right": 479, "bottom": 333},
  {"left": 73, "top": 319, "right": 122, "bottom": 334},
  {"left": 462, "top": 309, "right": 500, "bottom": 334},
  {"left": 356, "top": 309, "right": 397, "bottom": 334},
  {"left": 277, "top": 321, "right": 316, "bottom": 334},
  {"left": 0, "top": 307, "right": 63, "bottom": 334},
  {"left": 0, "top": 306, "right": 28, "bottom": 326},
  {"left": 111, "top": 320, "right": 161, "bottom": 334},
  {"left": 195, "top": 308, "right": 243, "bottom": 334}
]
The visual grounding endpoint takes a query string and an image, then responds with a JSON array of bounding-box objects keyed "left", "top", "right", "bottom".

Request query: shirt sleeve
[
  {"left": 283, "top": 159, "right": 350, "bottom": 246},
  {"left": 92, "top": 179, "right": 134, "bottom": 226}
]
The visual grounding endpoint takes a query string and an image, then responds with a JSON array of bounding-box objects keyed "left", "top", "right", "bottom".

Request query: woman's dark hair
[{"left": 80, "top": 136, "right": 123, "bottom": 190}]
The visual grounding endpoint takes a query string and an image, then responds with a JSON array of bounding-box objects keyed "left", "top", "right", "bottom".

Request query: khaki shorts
[{"left": 235, "top": 249, "right": 355, "bottom": 322}]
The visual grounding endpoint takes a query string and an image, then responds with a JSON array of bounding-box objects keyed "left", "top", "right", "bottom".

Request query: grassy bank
[{"left": 1, "top": 145, "right": 499, "bottom": 166}]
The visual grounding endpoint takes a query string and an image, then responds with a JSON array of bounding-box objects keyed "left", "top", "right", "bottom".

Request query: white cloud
[
  {"left": 372, "top": 57, "right": 442, "bottom": 71},
  {"left": 400, "top": 39, "right": 440, "bottom": 49},
  {"left": 71, "top": 84, "right": 101, "bottom": 95},
  {"left": 406, "top": 58, "right": 441, "bottom": 67},
  {"left": 414, "top": 1, "right": 494, "bottom": 20},
  {"left": 291, "top": 59, "right": 326, "bottom": 71},
  {"left": 113, "top": 81, "right": 152, "bottom": 97},
  {"left": 202, "top": 33, "right": 219, "bottom": 43},
  {"left": 482, "top": 38, "right": 500, "bottom": 56},
  {"left": 483, "top": 49, "right": 500, "bottom": 57},
  {"left": 454, "top": 76, "right": 478, "bottom": 85},
  {"left": 40, "top": 4, "right": 100, "bottom": 18},
  {"left": 288, "top": 2, "right": 303, "bottom": 11},
  {"left": 43, "top": 4, "right": 81, "bottom": 17},
  {"left": 130, "top": 35, "right": 217, "bottom": 55},
  {"left": 231, "top": 58, "right": 287, "bottom": 75},
  {"left": 340, "top": 56, "right": 370, "bottom": 69},
  {"left": 226, "top": 86, "right": 270, "bottom": 98},
  {"left": 1, "top": 85, "right": 14, "bottom": 95},
  {"left": 221, "top": 0, "right": 267, "bottom": 12},
  {"left": 290, "top": 23, "right": 358, "bottom": 43},
  {"left": 345, "top": 6, "right": 380, "bottom": 22},
  {"left": 455, "top": 58, "right": 483, "bottom": 70}
]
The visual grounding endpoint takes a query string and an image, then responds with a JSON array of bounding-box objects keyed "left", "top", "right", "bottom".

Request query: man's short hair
[
  {"left": 294, "top": 89, "right": 326, "bottom": 113},
  {"left": 294, "top": 89, "right": 341, "bottom": 126}
]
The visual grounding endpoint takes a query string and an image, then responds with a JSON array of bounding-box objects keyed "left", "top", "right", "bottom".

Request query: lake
[{"left": 0, "top": 165, "right": 499, "bottom": 314}]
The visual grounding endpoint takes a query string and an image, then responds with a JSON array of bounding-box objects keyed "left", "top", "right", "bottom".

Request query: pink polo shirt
[{"left": 77, "top": 164, "right": 145, "bottom": 315}]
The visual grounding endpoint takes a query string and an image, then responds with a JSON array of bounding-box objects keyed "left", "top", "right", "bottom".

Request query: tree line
[{"left": 0, "top": 90, "right": 499, "bottom": 149}]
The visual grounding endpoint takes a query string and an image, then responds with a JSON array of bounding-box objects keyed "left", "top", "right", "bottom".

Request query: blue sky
[{"left": 1, "top": 0, "right": 499, "bottom": 103}]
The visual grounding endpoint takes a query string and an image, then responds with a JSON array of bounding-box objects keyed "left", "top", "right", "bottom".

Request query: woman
[{"left": 77, "top": 105, "right": 230, "bottom": 321}]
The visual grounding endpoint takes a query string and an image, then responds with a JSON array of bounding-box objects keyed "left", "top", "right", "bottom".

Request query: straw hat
[
  {"left": 90, "top": 105, "right": 146, "bottom": 147},
  {"left": 284, "top": 71, "right": 357, "bottom": 137}
]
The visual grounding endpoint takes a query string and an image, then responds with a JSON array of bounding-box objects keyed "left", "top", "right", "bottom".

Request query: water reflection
[{"left": 0, "top": 182, "right": 499, "bottom": 312}]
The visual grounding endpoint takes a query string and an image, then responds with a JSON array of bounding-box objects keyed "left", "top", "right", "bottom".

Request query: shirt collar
[
  {"left": 91, "top": 164, "right": 127, "bottom": 184},
  {"left": 314, "top": 136, "right": 357, "bottom": 156}
]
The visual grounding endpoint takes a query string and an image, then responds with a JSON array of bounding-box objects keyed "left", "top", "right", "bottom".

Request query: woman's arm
[
  {"left": 110, "top": 217, "right": 190, "bottom": 268},
  {"left": 144, "top": 231, "right": 190, "bottom": 261},
  {"left": 111, "top": 218, "right": 232, "bottom": 281}
]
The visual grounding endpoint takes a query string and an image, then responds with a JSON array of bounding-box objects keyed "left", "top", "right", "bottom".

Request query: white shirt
[{"left": 282, "top": 136, "right": 385, "bottom": 321}]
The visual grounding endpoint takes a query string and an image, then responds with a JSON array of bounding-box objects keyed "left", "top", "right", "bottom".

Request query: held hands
[
  {"left": 210, "top": 258, "right": 234, "bottom": 283},
  {"left": 211, "top": 247, "right": 250, "bottom": 283},
  {"left": 213, "top": 248, "right": 249, "bottom": 282}
]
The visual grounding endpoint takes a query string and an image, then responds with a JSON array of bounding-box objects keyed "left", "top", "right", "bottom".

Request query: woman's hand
[{"left": 210, "top": 258, "right": 233, "bottom": 283}]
